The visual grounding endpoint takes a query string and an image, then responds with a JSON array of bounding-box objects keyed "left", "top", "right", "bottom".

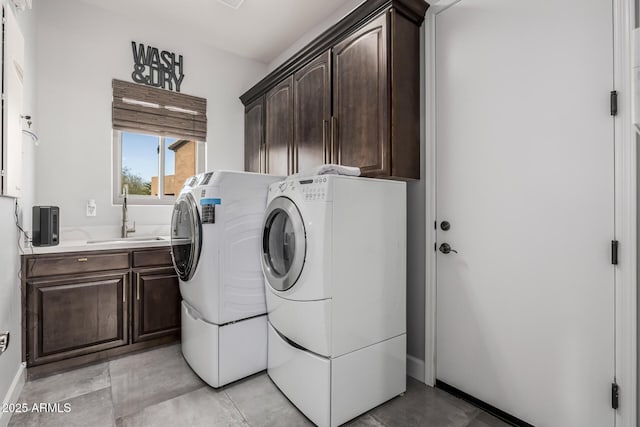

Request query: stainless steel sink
[{"left": 87, "top": 236, "right": 167, "bottom": 244}]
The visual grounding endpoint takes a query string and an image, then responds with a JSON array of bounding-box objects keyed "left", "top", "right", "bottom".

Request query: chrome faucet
[{"left": 121, "top": 184, "right": 136, "bottom": 238}]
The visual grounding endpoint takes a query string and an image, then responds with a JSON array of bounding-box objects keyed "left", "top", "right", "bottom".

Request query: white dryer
[
  {"left": 261, "top": 175, "right": 406, "bottom": 427},
  {"left": 170, "top": 170, "right": 282, "bottom": 388}
]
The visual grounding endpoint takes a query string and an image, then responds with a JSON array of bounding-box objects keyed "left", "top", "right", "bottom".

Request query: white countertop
[{"left": 27, "top": 236, "right": 171, "bottom": 255}]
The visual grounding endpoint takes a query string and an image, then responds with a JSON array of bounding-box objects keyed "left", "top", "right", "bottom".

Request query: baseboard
[
  {"left": 406, "top": 354, "right": 425, "bottom": 382},
  {"left": 0, "top": 362, "right": 26, "bottom": 427},
  {"left": 436, "top": 380, "right": 532, "bottom": 427}
]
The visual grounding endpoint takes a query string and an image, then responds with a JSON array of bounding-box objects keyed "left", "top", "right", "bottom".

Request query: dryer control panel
[
  {"left": 299, "top": 177, "right": 328, "bottom": 201},
  {"left": 269, "top": 176, "right": 330, "bottom": 202}
]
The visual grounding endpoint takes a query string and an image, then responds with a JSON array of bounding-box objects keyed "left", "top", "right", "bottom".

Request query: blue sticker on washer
[{"left": 200, "top": 198, "right": 221, "bottom": 206}]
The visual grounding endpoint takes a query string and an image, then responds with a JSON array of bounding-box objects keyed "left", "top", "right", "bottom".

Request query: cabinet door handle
[
  {"left": 263, "top": 138, "right": 269, "bottom": 174},
  {"left": 331, "top": 116, "right": 338, "bottom": 164},
  {"left": 259, "top": 140, "right": 264, "bottom": 173},
  {"left": 288, "top": 142, "right": 293, "bottom": 176},
  {"left": 77, "top": 257, "right": 88, "bottom": 262},
  {"left": 136, "top": 273, "right": 141, "bottom": 301},
  {"left": 123, "top": 276, "right": 127, "bottom": 303},
  {"left": 322, "top": 119, "right": 329, "bottom": 164}
]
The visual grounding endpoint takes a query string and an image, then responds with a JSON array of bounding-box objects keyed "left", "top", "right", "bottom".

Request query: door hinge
[
  {"left": 610, "top": 91, "right": 618, "bottom": 116},
  {"left": 612, "top": 382, "right": 619, "bottom": 410},
  {"left": 611, "top": 240, "right": 619, "bottom": 265}
]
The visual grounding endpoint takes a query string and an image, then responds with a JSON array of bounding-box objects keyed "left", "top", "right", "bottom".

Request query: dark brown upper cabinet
[
  {"left": 332, "top": 14, "right": 388, "bottom": 176},
  {"left": 244, "top": 97, "right": 265, "bottom": 173},
  {"left": 293, "top": 51, "right": 332, "bottom": 174},
  {"left": 388, "top": 8, "right": 422, "bottom": 179},
  {"left": 265, "top": 77, "right": 294, "bottom": 175},
  {"left": 240, "top": 0, "right": 428, "bottom": 181}
]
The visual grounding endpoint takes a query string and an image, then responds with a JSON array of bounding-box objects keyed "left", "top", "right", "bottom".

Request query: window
[
  {"left": 111, "top": 79, "right": 207, "bottom": 205},
  {"left": 113, "top": 130, "right": 205, "bottom": 204}
]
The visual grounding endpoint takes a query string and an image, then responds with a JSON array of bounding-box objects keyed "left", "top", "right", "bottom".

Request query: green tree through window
[{"left": 121, "top": 165, "right": 151, "bottom": 195}]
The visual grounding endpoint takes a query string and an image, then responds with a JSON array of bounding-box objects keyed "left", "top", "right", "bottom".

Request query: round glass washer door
[
  {"left": 170, "top": 192, "right": 202, "bottom": 281},
  {"left": 262, "top": 197, "right": 306, "bottom": 292}
]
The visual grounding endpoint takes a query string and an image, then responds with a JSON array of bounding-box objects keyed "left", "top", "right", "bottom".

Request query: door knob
[{"left": 439, "top": 243, "right": 458, "bottom": 254}]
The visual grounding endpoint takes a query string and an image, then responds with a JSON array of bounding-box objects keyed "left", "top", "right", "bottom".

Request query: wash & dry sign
[{"left": 131, "top": 41, "right": 185, "bottom": 92}]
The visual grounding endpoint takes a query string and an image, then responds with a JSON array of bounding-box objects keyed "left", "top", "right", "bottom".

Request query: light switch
[
  {"left": 0, "top": 332, "right": 9, "bottom": 354},
  {"left": 86, "top": 199, "right": 96, "bottom": 217}
]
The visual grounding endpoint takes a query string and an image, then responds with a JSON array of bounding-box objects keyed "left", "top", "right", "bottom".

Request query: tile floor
[{"left": 8, "top": 344, "right": 511, "bottom": 427}]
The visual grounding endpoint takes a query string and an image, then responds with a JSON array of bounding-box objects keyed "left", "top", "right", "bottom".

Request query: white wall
[
  {"left": 406, "top": 25, "right": 426, "bottom": 361},
  {"left": 266, "top": 1, "right": 428, "bottom": 365},
  {"left": 34, "top": 0, "right": 268, "bottom": 235},
  {"left": 0, "top": 198, "right": 23, "bottom": 421},
  {"left": 0, "top": 0, "right": 37, "bottom": 418},
  {"left": 267, "top": 0, "right": 366, "bottom": 72}
]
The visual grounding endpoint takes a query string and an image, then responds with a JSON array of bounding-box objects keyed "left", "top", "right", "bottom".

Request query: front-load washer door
[
  {"left": 171, "top": 192, "right": 202, "bottom": 282},
  {"left": 262, "top": 196, "right": 306, "bottom": 292}
]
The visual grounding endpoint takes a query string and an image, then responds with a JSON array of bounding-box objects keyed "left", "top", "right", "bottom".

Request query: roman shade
[{"left": 112, "top": 79, "right": 207, "bottom": 140}]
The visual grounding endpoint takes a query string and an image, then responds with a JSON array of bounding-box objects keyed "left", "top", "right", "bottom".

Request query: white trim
[
  {"left": 613, "top": 1, "right": 637, "bottom": 426},
  {"left": 423, "top": 4, "right": 438, "bottom": 388},
  {"left": 112, "top": 129, "right": 122, "bottom": 204},
  {"left": 0, "top": 362, "right": 25, "bottom": 427},
  {"left": 407, "top": 354, "right": 426, "bottom": 381},
  {"left": 196, "top": 141, "right": 206, "bottom": 175},
  {"left": 424, "top": 0, "right": 460, "bottom": 388},
  {"left": 158, "top": 135, "right": 165, "bottom": 198}
]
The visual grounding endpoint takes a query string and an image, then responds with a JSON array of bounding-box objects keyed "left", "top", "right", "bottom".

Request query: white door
[{"left": 435, "top": 1, "right": 615, "bottom": 426}]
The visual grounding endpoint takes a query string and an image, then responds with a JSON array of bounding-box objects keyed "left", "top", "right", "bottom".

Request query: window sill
[{"left": 113, "top": 196, "right": 177, "bottom": 206}]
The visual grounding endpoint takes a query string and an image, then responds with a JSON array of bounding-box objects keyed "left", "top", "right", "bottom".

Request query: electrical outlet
[
  {"left": 86, "top": 199, "right": 96, "bottom": 217},
  {"left": 0, "top": 332, "right": 9, "bottom": 354}
]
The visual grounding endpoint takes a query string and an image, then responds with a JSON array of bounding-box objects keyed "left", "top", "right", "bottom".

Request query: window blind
[{"left": 112, "top": 79, "right": 207, "bottom": 140}]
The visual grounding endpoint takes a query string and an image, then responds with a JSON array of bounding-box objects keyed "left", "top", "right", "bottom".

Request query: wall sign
[{"left": 131, "top": 41, "right": 184, "bottom": 92}]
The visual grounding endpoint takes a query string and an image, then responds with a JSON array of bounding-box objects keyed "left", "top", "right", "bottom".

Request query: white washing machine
[
  {"left": 261, "top": 175, "right": 407, "bottom": 427},
  {"left": 170, "top": 170, "right": 283, "bottom": 388}
]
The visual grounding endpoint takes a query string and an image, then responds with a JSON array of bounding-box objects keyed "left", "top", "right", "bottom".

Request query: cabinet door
[
  {"left": 265, "top": 76, "right": 294, "bottom": 175},
  {"left": 389, "top": 8, "right": 421, "bottom": 179},
  {"left": 293, "top": 51, "right": 331, "bottom": 174},
  {"left": 244, "top": 97, "right": 265, "bottom": 173},
  {"left": 332, "top": 13, "right": 389, "bottom": 176},
  {"left": 133, "top": 268, "right": 181, "bottom": 342},
  {"left": 27, "top": 272, "right": 128, "bottom": 366}
]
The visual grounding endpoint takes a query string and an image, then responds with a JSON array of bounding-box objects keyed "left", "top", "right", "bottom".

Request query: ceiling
[{"left": 76, "top": 0, "right": 355, "bottom": 64}]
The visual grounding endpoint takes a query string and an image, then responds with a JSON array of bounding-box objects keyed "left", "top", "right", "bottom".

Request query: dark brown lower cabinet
[
  {"left": 26, "top": 272, "right": 128, "bottom": 366},
  {"left": 22, "top": 247, "right": 181, "bottom": 376},
  {"left": 133, "top": 268, "right": 181, "bottom": 342}
]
